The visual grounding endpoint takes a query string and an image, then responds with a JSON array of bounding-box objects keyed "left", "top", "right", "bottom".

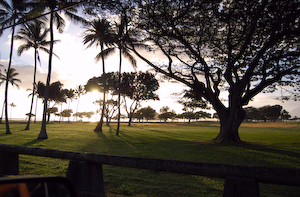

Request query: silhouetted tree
[
  {"left": 280, "top": 110, "right": 291, "bottom": 120},
  {"left": 125, "top": 0, "right": 300, "bottom": 142},
  {"left": 0, "top": 68, "right": 21, "bottom": 134},
  {"left": 136, "top": 106, "right": 156, "bottom": 122},
  {"left": 120, "top": 72, "right": 159, "bottom": 126}
]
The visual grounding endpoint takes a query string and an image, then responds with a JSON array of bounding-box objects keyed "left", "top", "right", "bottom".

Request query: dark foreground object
[{"left": 1, "top": 143, "right": 300, "bottom": 196}]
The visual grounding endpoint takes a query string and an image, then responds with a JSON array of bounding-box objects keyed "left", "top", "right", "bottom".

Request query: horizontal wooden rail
[{"left": 1, "top": 143, "right": 300, "bottom": 187}]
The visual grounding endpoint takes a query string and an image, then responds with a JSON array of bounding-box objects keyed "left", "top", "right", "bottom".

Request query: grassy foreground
[{"left": 0, "top": 121, "right": 300, "bottom": 196}]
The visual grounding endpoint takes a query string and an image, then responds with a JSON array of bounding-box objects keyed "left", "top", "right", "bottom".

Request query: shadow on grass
[
  {"left": 116, "top": 131, "right": 145, "bottom": 149},
  {"left": 235, "top": 142, "right": 300, "bottom": 159},
  {"left": 23, "top": 139, "right": 47, "bottom": 146},
  {"left": 0, "top": 133, "right": 11, "bottom": 137},
  {"left": 94, "top": 130, "right": 109, "bottom": 140}
]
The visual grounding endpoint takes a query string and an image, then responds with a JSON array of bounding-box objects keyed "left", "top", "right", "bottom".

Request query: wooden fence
[{"left": 1, "top": 143, "right": 300, "bottom": 197}]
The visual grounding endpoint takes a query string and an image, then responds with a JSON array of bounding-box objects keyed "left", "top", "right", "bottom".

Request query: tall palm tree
[
  {"left": 0, "top": 0, "right": 29, "bottom": 134},
  {"left": 113, "top": 13, "right": 137, "bottom": 135},
  {"left": 83, "top": 17, "right": 115, "bottom": 132},
  {"left": 30, "top": 0, "right": 86, "bottom": 139},
  {"left": 14, "top": 20, "right": 59, "bottom": 130},
  {"left": 0, "top": 68, "right": 21, "bottom": 134}
]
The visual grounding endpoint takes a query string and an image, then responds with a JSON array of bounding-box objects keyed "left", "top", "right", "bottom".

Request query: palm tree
[
  {"left": 0, "top": 68, "right": 21, "bottom": 134},
  {"left": 83, "top": 17, "right": 115, "bottom": 132},
  {"left": 30, "top": 0, "right": 86, "bottom": 139},
  {"left": 65, "top": 88, "right": 74, "bottom": 122},
  {"left": 27, "top": 81, "right": 42, "bottom": 123},
  {"left": 113, "top": 13, "right": 137, "bottom": 135},
  {"left": 74, "top": 85, "right": 85, "bottom": 121},
  {"left": 9, "top": 102, "right": 16, "bottom": 120},
  {"left": 15, "top": 20, "right": 59, "bottom": 130},
  {"left": 0, "top": 0, "right": 29, "bottom": 134}
]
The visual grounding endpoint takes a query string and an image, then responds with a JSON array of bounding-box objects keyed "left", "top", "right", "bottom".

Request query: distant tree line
[
  {"left": 132, "top": 105, "right": 212, "bottom": 123},
  {"left": 244, "top": 105, "right": 291, "bottom": 122},
  {"left": 23, "top": 75, "right": 213, "bottom": 124}
]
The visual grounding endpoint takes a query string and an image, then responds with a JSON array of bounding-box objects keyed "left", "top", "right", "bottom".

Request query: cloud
[{"left": 0, "top": 60, "right": 67, "bottom": 90}]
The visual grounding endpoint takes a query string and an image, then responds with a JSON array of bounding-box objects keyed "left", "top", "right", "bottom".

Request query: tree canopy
[
  {"left": 135, "top": 106, "right": 156, "bottom": 122},
  {"left": 120, "top": 0, "right": 300, "bottom": 142},
  {"left": 245, "top": 105, "right": 290, "bottom": 122}
]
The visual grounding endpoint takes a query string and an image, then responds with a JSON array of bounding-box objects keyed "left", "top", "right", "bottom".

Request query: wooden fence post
[
  {"left": 0, "top": 150, "right": 19, "bottom": 176},
  {"left": 223, "top": 176, "right": 260, "bottom": 197},
  {"left": 66, "top": 160, "right": 105, "bottom": 197}
]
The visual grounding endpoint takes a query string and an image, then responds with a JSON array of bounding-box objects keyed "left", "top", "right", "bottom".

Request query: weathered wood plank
[{"left": 1, "top": 143, "right": 300, "bottom": 187}]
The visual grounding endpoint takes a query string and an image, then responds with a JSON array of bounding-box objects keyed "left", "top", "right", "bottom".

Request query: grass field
[{"left": 0, "top": 121, "right": 300, "bottom": 196}]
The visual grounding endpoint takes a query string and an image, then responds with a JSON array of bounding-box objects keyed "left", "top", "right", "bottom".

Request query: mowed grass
[{"left": 1, "top": 121, "right": 300, "bottom": 196}]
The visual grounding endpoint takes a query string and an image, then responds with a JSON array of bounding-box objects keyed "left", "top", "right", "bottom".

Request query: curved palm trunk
[
  {"left": 116, "top": 48, "right": 122, "bottom": 135},
  {"left": 94, "top": 45, "right": 106, "bottom": 132},
  {"left": 4, "top": 18, "right": 16, "bottom": 134},
  {"left": 25, "top": 49, "right": 38, "bottom": 130},
  {"left": 38, "top": 10, "right": 54, "bottom": 139}
]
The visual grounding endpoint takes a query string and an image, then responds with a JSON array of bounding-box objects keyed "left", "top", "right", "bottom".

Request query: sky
[{"left": 1, "top": 15, "right": 300, "bottom": 121}]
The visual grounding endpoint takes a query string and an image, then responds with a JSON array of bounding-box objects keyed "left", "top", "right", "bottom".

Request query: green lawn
[{"left": 1, "top": 121, "right": 300, "bottom": 196}]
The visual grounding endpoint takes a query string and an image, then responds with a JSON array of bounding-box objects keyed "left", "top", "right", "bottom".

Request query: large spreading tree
[{"left": 120, "top": 0, "right": 300, "bottom": 143}]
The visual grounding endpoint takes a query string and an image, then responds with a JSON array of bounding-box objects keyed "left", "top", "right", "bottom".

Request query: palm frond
[
  {"left": 17, "top": 44, "right": 32, "bottom": 56},
  {"left": 64, "top": 9, "right": 88, "bottom": 25},
  {"left": 3, "top": 68, "right": 21, "bottom": 88},
  {"left": 95, "top": 47, "right": 116, "bottom": 62},
  {"left": 54, "top": 12, "right": 65, "bottom": 33},
  {"left": 0, "top": 0, "right": 11, "bottom": 10},
  {"left": 39, "top": 47, "right": 60, "bottom": 59},
  {"left": 122, "top": 48, "right": 137, "bottom": 69},
  {"left": 36, "top": 50, "right": 41, "bottom": 66},
  {"left": 83, "top": 34, "right": 98, "bottom": 48}
]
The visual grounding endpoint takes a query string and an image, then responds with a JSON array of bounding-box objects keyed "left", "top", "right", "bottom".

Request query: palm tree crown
[
  {"left": 15, "top": 20, "right": 59, "bottom": 60},
  {"left": 83, "top": 18, "right": 115, "bottom": 50},
  {"left": 0, "top": 68, "right": 21, "bottom": 88},
  {"left": 0, "top": 67, "right": 21, "bottom": 134},
  {"left": 14, "top": 19, "right": 59, "bottom": 130}
]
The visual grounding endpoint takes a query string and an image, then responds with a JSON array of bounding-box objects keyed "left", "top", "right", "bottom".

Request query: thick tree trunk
[
  {"left": 94, "top": 120, "right": 103, "bottom": 132},
  {"left": 214, "top": 108, "right": 246, "bottom": 143}
]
